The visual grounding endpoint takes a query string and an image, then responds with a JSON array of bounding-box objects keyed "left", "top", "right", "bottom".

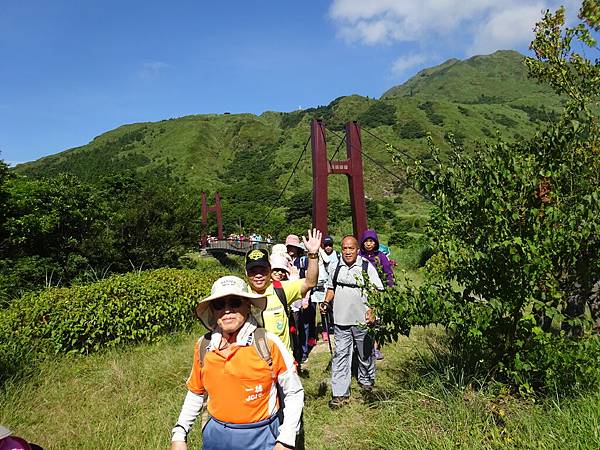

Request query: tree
[
  {"left": 376, "top": 4, "right": 600, "bottom": 394},
  {"left": 0, "top": 174, "right": 111, "bottom": 300}
]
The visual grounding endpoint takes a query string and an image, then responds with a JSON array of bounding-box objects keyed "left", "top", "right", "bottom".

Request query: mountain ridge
[{"left": 13, "top": 50, "right": 562, "bottom": 209}]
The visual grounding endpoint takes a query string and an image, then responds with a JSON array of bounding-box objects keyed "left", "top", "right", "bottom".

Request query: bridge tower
[
  {"left": 200, "top": 192, "right": 223, "bottom": 248},
  {"left": 311, "top": 119, "right": 368, "bottom": 238}
]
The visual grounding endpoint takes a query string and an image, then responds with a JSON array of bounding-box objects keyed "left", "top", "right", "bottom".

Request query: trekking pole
[
  {"left": 322, "top": 306, "right": 334, "bottom": 372},
  {"left": 322, "top": 309, "right": 333, "bottom": 357}
]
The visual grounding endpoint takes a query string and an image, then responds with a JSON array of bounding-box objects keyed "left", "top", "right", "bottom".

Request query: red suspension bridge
[{"left": 200, "top": 119, "right": 421, "bottom": 255}]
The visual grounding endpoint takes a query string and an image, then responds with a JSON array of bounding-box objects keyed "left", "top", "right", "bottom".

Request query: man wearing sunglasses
[
  {"left": 171, "top": 276, "right": 303, "bottom": 450},
  {"left": 245, "top": 228, "right": 322, "bottom": 354}
]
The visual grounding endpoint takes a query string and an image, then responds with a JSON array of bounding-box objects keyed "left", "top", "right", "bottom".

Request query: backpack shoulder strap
[
  {"left": 332, "top": 261, "right": 343, "bottom": 290},
  {"left": 253, "top": 327, "right": 273, "bottom": 367},
  {"left": 362, "top": 258, "right": 370, "bottom": 274},
  {"left": 198, "top": 331, "right": 212, "bottom": 368},
  {"left": 272, "top": 280, "right": 288, "bottom": 313}
]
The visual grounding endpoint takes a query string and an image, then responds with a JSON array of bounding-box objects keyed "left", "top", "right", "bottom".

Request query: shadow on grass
[{"left": 211, "top": 252, "right": 243, "bottom": 270}]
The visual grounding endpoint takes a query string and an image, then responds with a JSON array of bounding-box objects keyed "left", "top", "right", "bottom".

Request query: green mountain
[
  {"left": 382, "top": 50, "right": 556, "bottom": 103},
  {"left": 14, "top": 50, "right": 562, "bottom": 212}
]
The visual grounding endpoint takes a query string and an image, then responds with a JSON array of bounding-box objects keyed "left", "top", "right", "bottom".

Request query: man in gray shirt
[{"left": 320, "top": 235, "right": 384, "bottom": 408}]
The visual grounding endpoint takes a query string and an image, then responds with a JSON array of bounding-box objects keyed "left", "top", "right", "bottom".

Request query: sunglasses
[
  {"left": 272, "top": 268, "right": 288, "bottom": 273},
  {"left": 212, "top": 297, "right": 244, "bottom": 311}
]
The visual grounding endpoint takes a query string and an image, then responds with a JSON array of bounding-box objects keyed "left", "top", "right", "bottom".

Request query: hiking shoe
[
  {"left": 359, "top": 383, "right": 374, "bottom": 392},
  {"left": 328, "top": 396, "right": 350, "bottom": 409},
  {"left": 321, "top": 331, "right": 329, "bottom": 342},
  {"left": 373, "top": 349, "right": 384, "bottom": 360},
  {"left": 307, "top": 337, "right": 317, "bottom": 347}
]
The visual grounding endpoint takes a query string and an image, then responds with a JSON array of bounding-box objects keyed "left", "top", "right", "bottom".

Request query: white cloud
[
  {"left": 329, "top": 0, "right": 579, "bottom": 55},
  {"left": 391, "top": 53, "right": 427, "bottom": 75},
  {"left": 467, "top": 3, "right": 545, "bottom": 55},
  {"left": 137, "top": 61, "right": 172, "bottom": 80}
]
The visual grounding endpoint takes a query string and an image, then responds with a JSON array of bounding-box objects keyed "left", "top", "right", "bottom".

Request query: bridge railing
[{"left": 203, "top": 239, "right": 273, "bottom": 254}]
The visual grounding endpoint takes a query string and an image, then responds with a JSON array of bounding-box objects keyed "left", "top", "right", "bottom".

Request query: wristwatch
[{"left": 307, "top": 252, "right": 318, "bottom": 259}]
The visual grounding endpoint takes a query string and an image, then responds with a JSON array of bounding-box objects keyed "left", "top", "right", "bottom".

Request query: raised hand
[{"left": 302, "top": 228, "right": 322, "bottom": 254}]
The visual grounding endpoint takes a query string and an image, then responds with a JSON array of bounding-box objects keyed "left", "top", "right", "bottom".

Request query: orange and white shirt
[{"left": 172, "top": 319, "right": 303, "bottom": 448}]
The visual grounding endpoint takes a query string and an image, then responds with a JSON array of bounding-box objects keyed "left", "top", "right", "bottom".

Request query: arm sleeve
[
  {"left": 282, "top": 279, "right": 304, "bottom": 303},
  {"left": 267, "top": 332, "right": 304, "bottom": 448},
  {"left": 367, "top": 263, "right": 385, "bottom": 291},
  {"left": 171, "top": 390, "right": 205, "bottom": 442}
]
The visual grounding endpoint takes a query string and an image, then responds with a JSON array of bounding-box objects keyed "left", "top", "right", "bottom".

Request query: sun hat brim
[{"left": 0, "top": 425, "right": 11, "bottom": 440}]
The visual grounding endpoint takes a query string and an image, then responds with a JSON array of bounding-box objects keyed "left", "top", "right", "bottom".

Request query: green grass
[{"left": 2, "top": 325, "right": 600, "bottom": 449}]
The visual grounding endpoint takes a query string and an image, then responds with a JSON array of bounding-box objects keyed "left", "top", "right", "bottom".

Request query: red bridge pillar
[
  {"left": 311, "top": 120, "right": 329, "bottom": 237},
  {"left": 200, "top": 192, "right": 223, "bottom": 248},
  {"left": 311, "top": 119, "right": 368, "bottom": 239}
]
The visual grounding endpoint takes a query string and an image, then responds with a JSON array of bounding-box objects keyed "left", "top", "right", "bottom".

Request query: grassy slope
[
  {"left": 12, "top": 51, "right": 562, "bottom": 209},
  {"left": 2, "top": 324, "right": 599, "bottom": 449}
]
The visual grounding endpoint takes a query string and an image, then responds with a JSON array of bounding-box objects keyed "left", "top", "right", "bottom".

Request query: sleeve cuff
[{"left": 171, "top": 424, "right": 187, "bottom": 442}]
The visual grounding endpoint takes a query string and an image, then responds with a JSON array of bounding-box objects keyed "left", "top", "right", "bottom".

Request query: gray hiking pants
[{"left": 331, "top": 324, "right": 375, "bottom": 397}]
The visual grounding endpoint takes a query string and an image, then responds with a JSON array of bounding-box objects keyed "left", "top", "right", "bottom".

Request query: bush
[
  {"left": 418, "top": 101, "right": 444, "bottom": 126},
  {"left": 395, "top": 120, "right": 427, "bottom": 139},
  {"left": 378, "top": 6, "right": 600, "bottom": 395},
  {"left": 358, "top": 101, "right": 397, "bottom": 128},
  {"left": 0, "top": 268, "right": 225, "bottom": 384}
]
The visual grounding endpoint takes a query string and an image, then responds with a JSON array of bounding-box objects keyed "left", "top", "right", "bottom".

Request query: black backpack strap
[
  {"left": 332, "top": 259, "right": 371, "bottom": 289},
  {"left": 198, "top": 331, "right": 212, "bottom": 368},
  {"left": 362, "top": 258, "right": 370, "bottom": 277},
  {"left": 272, "top": 280, "right": 289, "bottom": 314},
  {"left": 332, "top": 261, "right": 343, "bottom": 290}
]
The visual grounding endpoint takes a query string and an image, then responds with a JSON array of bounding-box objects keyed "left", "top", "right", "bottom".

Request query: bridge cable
[
  {"left": 261, "top": 135, "right": 311, "bottom": 229},
  {"left": 329, "top": 134, "right": 346, "bottom": 165},
  {"left": 360, "top": 126, "right": 418, "bottom": 166},
  {"left": 326, "top": 127, "right": 435, "bottom": 204}
]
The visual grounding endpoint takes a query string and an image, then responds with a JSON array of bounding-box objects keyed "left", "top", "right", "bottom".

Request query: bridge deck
[{"left": 203, "top": 240, "right": 272, "bottom": 256}]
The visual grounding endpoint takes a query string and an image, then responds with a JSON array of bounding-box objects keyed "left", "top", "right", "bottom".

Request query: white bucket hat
[
  {"left": 269, "top": 254, "right": 291, "bottom": 273},
  {"left": 195, "top": 276, "right": 266, "bottom": 331},
  {"left": 271, "top": 243, "right": 288, "bottom": 257}
]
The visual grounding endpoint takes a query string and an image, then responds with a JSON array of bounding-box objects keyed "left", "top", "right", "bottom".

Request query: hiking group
[{"left": 171, "top": 228, "right": 393, "bottom": 449}]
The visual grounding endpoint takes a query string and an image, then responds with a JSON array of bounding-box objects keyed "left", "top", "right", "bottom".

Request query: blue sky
[{"left": 0, "top": 0, "right": 581, "bottom": 165}]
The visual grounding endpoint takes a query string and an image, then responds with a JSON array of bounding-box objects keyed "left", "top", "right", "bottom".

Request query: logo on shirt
[{"left": 245, "top": 384, "right": 264, "bottom": 402}]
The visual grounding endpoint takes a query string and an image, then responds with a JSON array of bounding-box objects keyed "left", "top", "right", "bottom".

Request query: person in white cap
[{"left": 170, "top": 276, "right": 304, "bottom": 450}]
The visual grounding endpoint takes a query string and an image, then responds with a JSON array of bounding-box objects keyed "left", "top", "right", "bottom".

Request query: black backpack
[{"left": 331, "top": 258, "right": 371, "bottom": 290}]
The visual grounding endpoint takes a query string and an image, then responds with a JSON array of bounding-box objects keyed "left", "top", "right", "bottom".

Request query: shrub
[
  {"left": 418, "top": 101, "right": 444, "bottom": 126},
  {"left": 358, "top": 101, "right": 397, "bottom": 128},
  {"left": 388, "top": 230, "right": 413, "bottom": 248},
  {"left": 0, "top": 268, "right": 225, "bottom": 384},
  {"left": 395, "top": 120, "right": 427, "bottom": 139}
]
